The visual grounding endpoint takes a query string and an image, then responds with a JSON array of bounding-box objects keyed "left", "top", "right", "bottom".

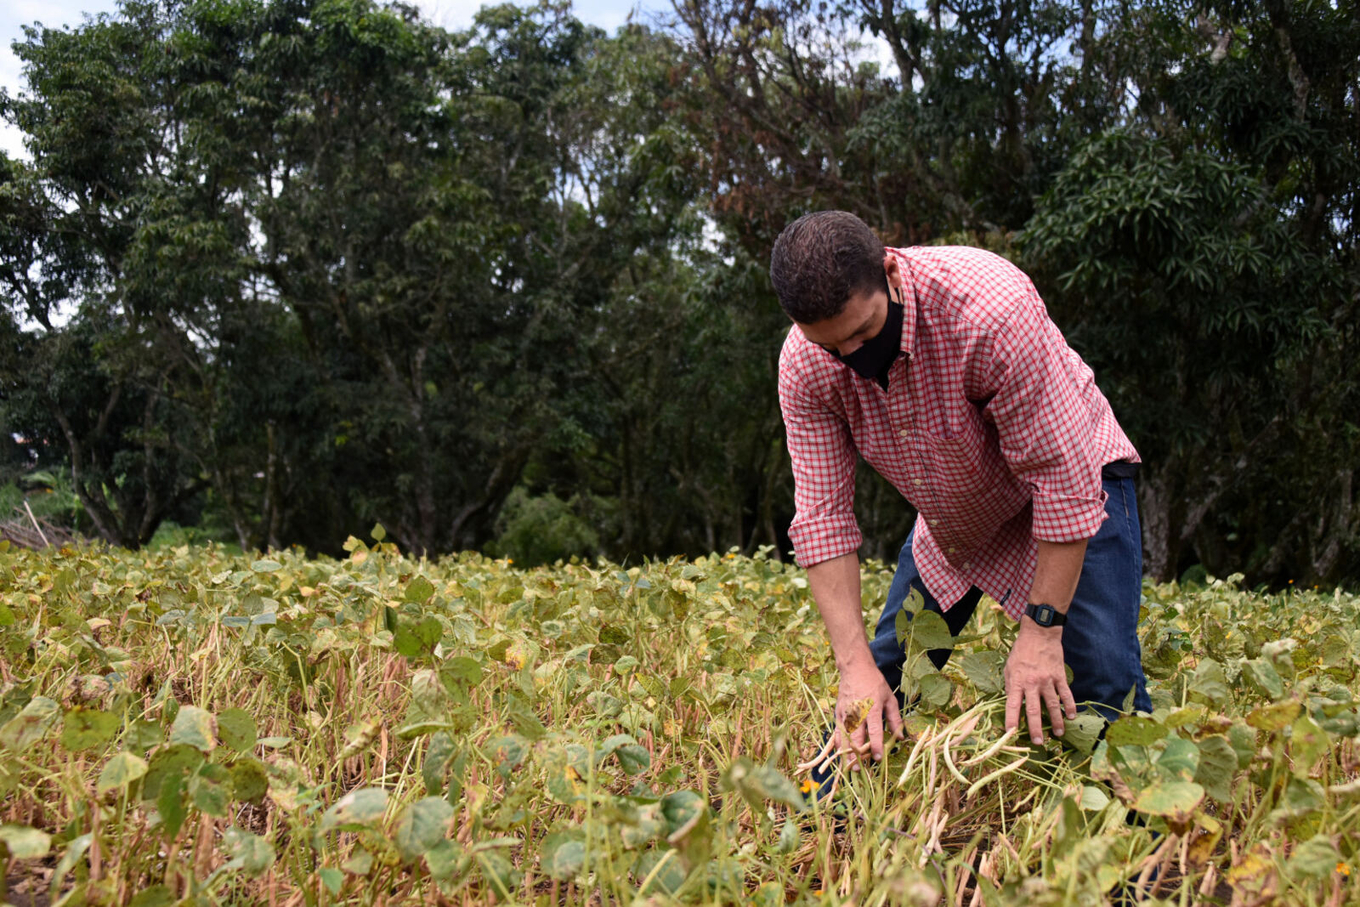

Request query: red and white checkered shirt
[{"left": 778, "top": 246, "right": 1139, "bottom": 618}]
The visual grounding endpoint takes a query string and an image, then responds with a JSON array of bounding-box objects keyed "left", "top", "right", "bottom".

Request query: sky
[{"left": 0, "top": 0, "right": 670, "bottom": 160}]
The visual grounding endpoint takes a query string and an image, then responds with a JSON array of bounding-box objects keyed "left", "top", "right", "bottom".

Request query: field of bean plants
[{"left": 1, "top": 532, "right": 1358, "bottom": 906}]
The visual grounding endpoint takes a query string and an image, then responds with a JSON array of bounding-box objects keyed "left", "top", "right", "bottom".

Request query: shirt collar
[{"left": 887, "top": 247, "right": 918, "bottom": 358}]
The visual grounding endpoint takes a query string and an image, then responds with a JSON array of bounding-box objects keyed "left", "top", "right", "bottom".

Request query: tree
[{"left": 1020, "top": 0, "right": 1359, "bottom": 584}]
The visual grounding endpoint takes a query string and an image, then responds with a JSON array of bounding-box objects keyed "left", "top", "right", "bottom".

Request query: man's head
[
  {"left": 770, "top": 211, "right": 887, "bottom": 325},
  {"left": 770, "top": 211, "right": 903, "bottom": 365}
]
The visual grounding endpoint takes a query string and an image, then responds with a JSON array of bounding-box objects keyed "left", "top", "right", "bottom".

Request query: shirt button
[
  {"left": 899, "top": 429, "right": 908, "bottom": 438},
  {"left": 947, "top": 547, "right": 956, "bottom": 554},
  {"left": 913, "top": 479, "right": 923, "bottom": 486},
  {"left": 962, "top": 562, "right": 972, "bottom": 571},
  {"left": 929, "top": 519, "right": 939, "bottom": 527}
]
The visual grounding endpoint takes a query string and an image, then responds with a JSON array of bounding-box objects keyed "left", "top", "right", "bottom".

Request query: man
[{"left": 771, "top": 211, "right": 1151, "bottom": 775}]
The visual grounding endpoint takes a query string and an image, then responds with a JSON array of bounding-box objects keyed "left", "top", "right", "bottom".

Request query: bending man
[{"left": 772, "top": 211, "right": 1152, "bottom": 771}]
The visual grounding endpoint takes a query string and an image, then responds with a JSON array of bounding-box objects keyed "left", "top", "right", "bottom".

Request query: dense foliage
[
  {"left": 0, "top": 0, "right": 1356, "bottom": 586},
  {"left": 3, "top": 540, "right": 1360, "bottom": 903}
]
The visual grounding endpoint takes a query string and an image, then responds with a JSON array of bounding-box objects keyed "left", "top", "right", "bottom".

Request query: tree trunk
[{"left": 1138, "top": 469, "right": 1177, "bottom": 581}]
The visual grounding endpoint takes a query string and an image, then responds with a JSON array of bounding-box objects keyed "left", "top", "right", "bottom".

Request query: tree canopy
[{"left": 1, "top": 0, "right": 1356, "bottom": 587}]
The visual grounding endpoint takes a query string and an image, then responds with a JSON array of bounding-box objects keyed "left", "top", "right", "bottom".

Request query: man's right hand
[{"left": 834, "top": 659, "right": 905, "bottom": 770}]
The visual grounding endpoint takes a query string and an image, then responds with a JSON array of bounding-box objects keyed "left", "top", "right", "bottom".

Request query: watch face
[{"left": 1029, "top": 604, "right": 1059, "bottom": 626}]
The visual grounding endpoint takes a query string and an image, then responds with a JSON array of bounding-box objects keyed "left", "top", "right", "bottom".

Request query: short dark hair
[{"left": 769, "top": 211, "right": 887, "bottom": 323}]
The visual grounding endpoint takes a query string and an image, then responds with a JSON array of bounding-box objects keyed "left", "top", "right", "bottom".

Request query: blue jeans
[{"left": 869, "top": 476, "right": 1152, "bottom": 718}]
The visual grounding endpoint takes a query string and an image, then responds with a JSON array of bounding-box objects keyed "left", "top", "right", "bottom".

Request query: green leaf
[
  {"left": 615, "top": 743, "right": 651, "bottom": 775},
  {"left": 229, "top": 758, "right": 269, "bottom": 803},
  {"left": 954, "top": 650, "right": 1004, "bottom": 696},
  {"left": 49, "top": 834, "right": 92, "bottom": 901},
  {"left": 1106, "top": 715, "right": 1167, "bottom": 748},
  {"left": 425, "top": 839, "right": 467, "bottom": 881},
  {"left": 319, "top": 867, "right": 344, "bottom": 894},
  {"left": 506, "top": 698, "right": 547, "bottom": 741},
  {"left": 660, "top": 789, "right": 708, "bottom": 835},
  {"left": 124, "top": 718, "right": 162, "bottom": 754},
  {"left": 97, "top": 752, "right": 149, "bottom": 794},
  {"left": 598, "top": 733, "right": 638, "bottom": 762},
  {"left": 168, "top": 705, "right": 216, "bottom": 753},
  {"left": 1243, "top": 658, "right": 1285, "bottom": 700},
  {"left": 405, "top": 575, "right": 436, "bottom": 604},
  {"left": 223, "top": 827, "right": 275, "bottom": 878},
  {"left": 1062, "top": 712, "right": 1107, "bottom": 755},
  {"left": 1247, "top": 699, "right": 1301, "bottom": 732},
  {"left": 484, "top": 735, "right": 529, "bottom": 779},
  {"left": 142, "top": 744, "right": 204, "bottom": 800},
  {"left": 1283, "top": 776, "right": 1325, "bottom": 815},
  {"left": 61, "top": 707, "right": 121, "bottom": 752},
  {"left": 1187, "top": 658, "right": 1230, "bottom": 707},
  {"left": 394, "top": 616, "right": 443, "bottom": 658},
  {"left": 1289, "top": 715, "right": 1328, "bottom": 777},
  {"left": 905, "top": 609, "right": 955, "bottom": 651},
  {"left": 917, "top": 672, "right": 953, "bottom": 709},
  {"left": 371, "top": 523, "right": 387, "bottom": 542},
  {"left": 539, "top": 829, "right": 586, "bottom": 880},
  {"left": 1194, "top": 735, "right": 1237, "bottom": 805},
  {"left": 1227, "top": 723, "right": 1257, "bottom": 768},
  {"left": 1288, "top": 834, "right": 1340, "bottom": 880},
  {"left": 894, "top": 607, "right": 911, "bottom": 645},
  {"left": 343, "top": 847, "right": 374, "bottom": 876},
  {"left": 618, "top": 802, "right": 667, "bottom": 849},
  {"left": 191, "top": 764, "right": 231, "bottom": 817},
  {"left": 722, "top": 757, "right": 804, "bottom": 812},
  {"left": 1078, "top": 785, "right": 1111, "bottom": 811},
  {"left": 250, "top": 559, "right": 283, "bottom": 573},
  {"left": 633, "top": 848, "right": 688, "bottom": 896},
  {"left": 661, "top": 789, "right": 712, "bottom": 866},
  {"left": 0, "top": 696, "right": 60, "bottom": 752},
  {"left": 216, "top": 708, "right": 256, "bottom": 754},
  {"left": 1155, "top": 736, "right": 1200, "bottom": 782},
  {"left": 321, "top": 787, "right": 389, "bottom": 832},
  {"left": 128, "top": 885, "right": 175, "bottom": 907},
  {"left": 394, "top": 797, "right": 455, "bottom": 862},
  {"left": 1132, "top": 780, "right": 1204, "bottom": 822},
  {"left": 0, "top": 824, "right": 51, "bottom": 859},
  {"left": 157, "top": 770, "right": 188, "bottom": 840},
  {"left": 441, "top": 657, "right": 483, "bottom": 689},
  {"left": 423, "top": 732, "right": 458, "bottom": 796},
  {"left": 476, "top": 849, "right": 520, "bottom": 899}
]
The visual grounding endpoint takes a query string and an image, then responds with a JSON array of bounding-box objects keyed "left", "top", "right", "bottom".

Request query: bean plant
[{"left": 1, "top": 533, "right": 1357, "bottom": 905}]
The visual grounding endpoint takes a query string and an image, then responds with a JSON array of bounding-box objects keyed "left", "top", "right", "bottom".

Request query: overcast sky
[{"left": 1, "top": 0, "right": 669, "bottom": 160}]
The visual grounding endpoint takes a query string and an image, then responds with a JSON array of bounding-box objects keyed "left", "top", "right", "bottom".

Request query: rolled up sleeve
[
  {"left": 972, "top": 265, "right": 1110, "bottom": 543},
  {"left": 779, "top": 353, "right": 862, "bottom": 567}
]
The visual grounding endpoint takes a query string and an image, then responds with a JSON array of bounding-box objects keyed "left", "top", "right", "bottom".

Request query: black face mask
[{"left": 830, "top": 299, "right": 904, "bottom": 385}]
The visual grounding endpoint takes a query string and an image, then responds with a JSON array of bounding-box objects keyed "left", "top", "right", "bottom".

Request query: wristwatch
[{"left": 1024, "top": 603, "right": 1067, "bottom": 628}]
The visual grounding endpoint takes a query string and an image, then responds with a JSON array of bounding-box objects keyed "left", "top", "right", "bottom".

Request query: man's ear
[{"left": 882, "top": 253, "right": 903, "bottom": 301}]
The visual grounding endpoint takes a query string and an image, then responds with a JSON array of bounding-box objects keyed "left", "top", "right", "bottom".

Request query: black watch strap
[{"left": 1024, "top": 603, "right": 1067, "bottom": 628}]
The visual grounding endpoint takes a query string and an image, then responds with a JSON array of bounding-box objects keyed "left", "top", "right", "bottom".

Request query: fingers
[
  {"left": 1046, "top": 685, "right": 1066, "bottom": 738},
  {"left": 1024, "top": 686, "right": 1044, "bottom": 744},
  {"left": 1004, "top": 684, "right": 1021, "bottom": 734},
  {"left": 1060, "top": 682, "right": 1077, "bottom": 720},
  {"left": 885, "top": 696, "right": 906, "bottom": 742},
  {"left": 866, "top": 706, "right": 885, "bottom": 763},
  {"left": 847, "top": 717, "right": 871, "bottom": 771}
]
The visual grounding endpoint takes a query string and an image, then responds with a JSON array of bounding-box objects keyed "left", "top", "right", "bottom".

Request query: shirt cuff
[
  {"left": 1029, "top": 488, "right": 1109, "bottom": 543},
  {"left": 790, "top": 513, "right": 863, "bottom": 568}
]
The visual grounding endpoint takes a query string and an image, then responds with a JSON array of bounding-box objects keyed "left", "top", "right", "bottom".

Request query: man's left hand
[{"left": 1004, "top": 622, "right": 1076, "bottom": 744}]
